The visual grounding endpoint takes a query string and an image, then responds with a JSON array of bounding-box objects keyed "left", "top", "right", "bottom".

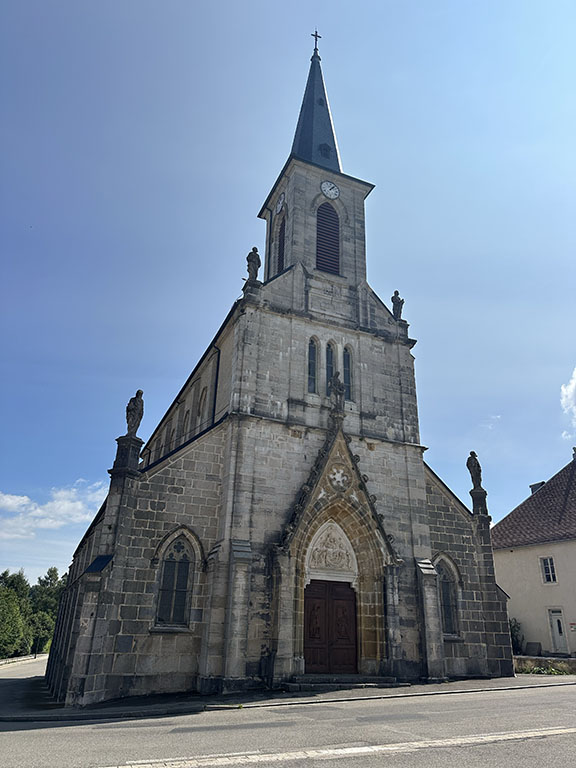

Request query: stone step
[
  {"left": 285, "top": 675, "right": 408, "bottom": 693},
  {"left": 291, "top": 675, "right": 397, "bottom": 684},
  {"left": 284, "top": 681, "right": 407, "bottom": 693}
]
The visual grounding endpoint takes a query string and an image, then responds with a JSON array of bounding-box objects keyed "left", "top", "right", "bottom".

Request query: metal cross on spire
[{"left": 311, "top": 29, "right": 322, "bottom": 53}]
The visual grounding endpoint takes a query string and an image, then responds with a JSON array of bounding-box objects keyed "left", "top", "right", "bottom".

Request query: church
[{"left": 47, "top": 41, "right": 513, "bottom": 706}]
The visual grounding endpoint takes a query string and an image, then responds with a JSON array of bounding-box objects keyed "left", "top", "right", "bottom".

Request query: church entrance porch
[{"left": 304, "top": 580, "right": 357, "bottom": 674}]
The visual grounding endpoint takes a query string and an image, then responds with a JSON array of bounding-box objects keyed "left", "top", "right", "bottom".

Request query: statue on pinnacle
[
  {"left": 466, "top": 450, "right": 483, "bottom": 490},
  {"left": 126, "top": 390, "right": 144, "bottom": 436},
  {"left": 246, "top": 247, "right": 261, "bottom": 283}
]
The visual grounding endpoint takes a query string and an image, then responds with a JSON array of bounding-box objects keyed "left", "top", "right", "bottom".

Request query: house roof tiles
[{"left": 491, "top": 454, "right": 576, "bottom": 549}]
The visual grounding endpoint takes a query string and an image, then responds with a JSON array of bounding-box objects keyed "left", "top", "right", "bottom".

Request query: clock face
[
  {"left": 321, "top": 181, "right": 340, "bottom": 200},
  {"left": 275, "top": 193, "right": 285, "bottom": 214}
]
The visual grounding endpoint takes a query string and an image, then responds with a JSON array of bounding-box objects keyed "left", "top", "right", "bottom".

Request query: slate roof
[
  {"left": 491, "top": 455, "right": 576, "bottom": 549},
  {"left": 291, "top": 48, "right": 342, "bottom": 173}
]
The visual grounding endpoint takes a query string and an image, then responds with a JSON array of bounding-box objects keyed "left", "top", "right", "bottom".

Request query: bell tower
[{"left": 258, "top": 39, "right": 374, "bottom": 293}]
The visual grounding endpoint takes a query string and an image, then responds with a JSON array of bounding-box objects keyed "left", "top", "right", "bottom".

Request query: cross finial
[{"left": 311, "top": 29, "right": 322, "bottom": 53}]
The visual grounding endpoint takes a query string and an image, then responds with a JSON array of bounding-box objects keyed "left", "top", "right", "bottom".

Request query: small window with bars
[
  {"left": 540, "top": 557, "right": 557, "bottom": 583},
  {"left": 157, "top": 537, "right": 194, "bottom": 626},
  {"left": 308, "top": 339, "right": 318, "bottom": 394},
  {"left": 316, "top": 202, "right": 340, "bottom": 274}
]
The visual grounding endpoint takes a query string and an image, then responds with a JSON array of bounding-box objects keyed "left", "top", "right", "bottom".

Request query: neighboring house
[{"left": 492, "top": 449, "right": 576, "bottom": 656}]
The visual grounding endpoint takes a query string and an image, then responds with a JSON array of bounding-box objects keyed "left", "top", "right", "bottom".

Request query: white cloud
[
  {"left": 560, "top": 367, "right": 576, "bottom": 432},
  {"left": 0, "top": 480, "right": 107, "bottom": 540},
  {"left": 481, "top": 414, "right": 501, "bottom": 431}
]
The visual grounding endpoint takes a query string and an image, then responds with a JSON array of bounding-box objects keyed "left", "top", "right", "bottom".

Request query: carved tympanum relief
[{"left": 305, "top": 521, "right": 358, "bottom": 586}]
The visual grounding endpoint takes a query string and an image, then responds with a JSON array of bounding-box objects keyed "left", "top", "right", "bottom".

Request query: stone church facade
[{"left": 47, "top": 44, "right": 513, "bottom": 707}]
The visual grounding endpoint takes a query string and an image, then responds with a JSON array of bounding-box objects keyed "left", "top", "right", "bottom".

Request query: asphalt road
[{"left": 2, "top": 682, "right": 575, "bottom": 768}]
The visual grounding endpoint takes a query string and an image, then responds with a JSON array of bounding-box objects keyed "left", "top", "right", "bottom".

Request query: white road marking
[{"left": 101, "top": 726, "right": 576, "bottom": 767}]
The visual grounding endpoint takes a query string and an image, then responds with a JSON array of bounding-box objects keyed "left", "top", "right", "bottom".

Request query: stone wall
[{"left": 425, "top": 466, "right": 513, "bottom": 678}]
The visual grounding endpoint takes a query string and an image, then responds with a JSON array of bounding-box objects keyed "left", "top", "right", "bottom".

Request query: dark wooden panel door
[{"left": 304, "top": 580, "right": 357, "bottom": 674}]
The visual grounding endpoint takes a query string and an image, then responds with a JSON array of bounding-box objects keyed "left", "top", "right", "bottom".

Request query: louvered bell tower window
[
  {"left": 316, "top": 202, "right": 340, "bottom": 275},
  {"left": 277, "top": 217, "right": 285, "bottom": 273}
]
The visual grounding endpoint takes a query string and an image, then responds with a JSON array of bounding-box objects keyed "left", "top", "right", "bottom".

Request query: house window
[
  {"left": 157, "top": 537, "right": 194, "bottom": 626},
  {"left": 540, "top": 557, "right": 557, "bottom": 583},
  {"left": 277, "top": 217, "right": 285, "bottom": 273},
  {"left": 435, "top": 560, "right": 459, "bottom": 635},
  {"left": 326, "top": 343, "right": 335, "bottom": 395},
  {"left": 308, "top": 339, "right": 318, "bottom": 393},
  {"left": 343, "top": 347, "right": 352, "bottom": 400},
  {"left": 316, "top": 202, "right": 339, "bottom": 274},
  {"left": 318, "top": 143, "right": 332, "bottom": 159}
]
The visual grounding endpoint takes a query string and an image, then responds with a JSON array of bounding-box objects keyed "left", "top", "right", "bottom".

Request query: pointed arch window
[
  {"left": 316, "top": 202, "right": 340, "bottom": 275},
  {"left": 435, "top": 559, "right": 459, "bottom": 636},
  {"left": 277, "top": 216, "right": 286, "bottom": 273},
  {"left": 196, "top": 387, "right": 207, "bottom": 432},
  {"left": 308, "top": 339, "right": 318, "bottom": 394},
  {"left": 182, "top": 410, "right": 190, "bottom": 442},
  {"left": 343, "top": 347, "right": 352, "bottom": 401},
  {"left": 326, "top": 343, "right": 335, "bottom": 395},
  {"left": 157, "top": 536, "right": 195, "bottom": 626}
]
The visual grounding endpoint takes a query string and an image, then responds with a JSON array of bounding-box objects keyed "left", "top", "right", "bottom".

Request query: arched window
[
  {"left": 182, "top": 410, "right": 190, "bottom": 442},
  {"left": 308, "top": 339, "right": 318, "bottom": 394},
  {"left": 156, "top": 536, "right": 195, "bottom": 626},
  {"left": 277, "top": 217, "right": 285, "bottom": 273},
  {"left": 316, "top": 202, "right": 340, "bottom": 274},
  {"left": 435, "top": 559, "right": 459, "bottom": 635},
  {"left": 343, "top": 347, "right": 352, "bottom": 401},
  {"left": 163, "top": 419, "right": 173, "bottom": 454},
  {"left": 196, "top": 387, "right": 207, "bottom": 431},
  {"left": 326, "top": 343, "right": 335, "bottom": 395}
]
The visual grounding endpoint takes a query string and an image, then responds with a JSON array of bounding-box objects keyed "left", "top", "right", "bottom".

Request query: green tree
[
  {"left": 0, "top": 569, "right": 32, "bottom": 655},
  {"left": 30, "top": 567, "right": 66, "bottom": 621},
  {"left": 0, "top": 569, "right": 30, "bottom": 602},
  {"left": 29, "top": 611, "right": 55, "bottom": 654},
  {"left": 0, "top": 587, "right": 25, "bottom": 658}
]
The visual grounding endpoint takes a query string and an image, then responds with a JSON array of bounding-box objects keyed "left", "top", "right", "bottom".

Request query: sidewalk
[{"left": 1, "top": 657, "right": 575, "bottom": 723}]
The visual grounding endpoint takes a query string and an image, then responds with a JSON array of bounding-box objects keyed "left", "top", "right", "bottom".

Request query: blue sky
[{"left": 1, "top": 1, "right": 575, "bottom": 583}]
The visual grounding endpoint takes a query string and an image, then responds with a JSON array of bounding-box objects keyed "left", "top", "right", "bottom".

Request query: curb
[
  {"left": 2, "top": 680, "right": 576, "bottom": 723},
  {"left": 0, "top": 654, "right": 49, "bottom": 667}
]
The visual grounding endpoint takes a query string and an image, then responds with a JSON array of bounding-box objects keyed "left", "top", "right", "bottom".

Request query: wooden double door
[{"left": 304, "top": 580, "right": 357, "bottom": 674}]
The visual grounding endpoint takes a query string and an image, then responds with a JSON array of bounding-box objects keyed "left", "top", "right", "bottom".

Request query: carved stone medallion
[{"left": 327, "top": 464, "right": 352, "bottom": 492}]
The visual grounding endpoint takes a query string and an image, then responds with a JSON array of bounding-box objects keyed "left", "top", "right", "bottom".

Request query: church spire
[{"left": 290, "top": 32, "right": 342, "bottom": 173}]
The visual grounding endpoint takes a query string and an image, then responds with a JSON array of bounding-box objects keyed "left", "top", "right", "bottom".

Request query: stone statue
[
  {"left": 246, "top": 246, "right": 261, "bottom": 283},
  {"left": 391, "top": 290, "right": 404, "bottom": 321},
  {"left": 328, "top": 371, "right": 345, "bottom": 412},
  {"left": 466, "top": 450, "right": 483, "bottom": 489},
  {"left": 126, "top": 390, "right": 144, "bottom": 436}
]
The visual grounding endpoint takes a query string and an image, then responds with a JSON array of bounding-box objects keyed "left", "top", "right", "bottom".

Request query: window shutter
[{"left": 316, "top": 203, "right": 340, "bottom": 274}]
